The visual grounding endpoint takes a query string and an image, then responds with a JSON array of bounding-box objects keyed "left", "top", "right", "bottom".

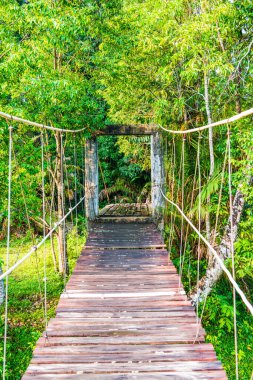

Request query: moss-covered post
[
  {"left": 151, "top": 132, "right": 165, "bottom": 218},
  {"left": 85, "top": 137, "right": 99, "bottom": 220}
]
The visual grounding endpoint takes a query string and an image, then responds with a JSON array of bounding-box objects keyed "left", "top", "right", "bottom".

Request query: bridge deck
[
  {"left": 23, "top": 221, "right": 227, "bottom": 379},
  {"left": 99, "top": 203, "right": 152, "bottom": 217}
]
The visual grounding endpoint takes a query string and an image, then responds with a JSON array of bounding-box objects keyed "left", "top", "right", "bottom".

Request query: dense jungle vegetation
[{"left": 0, "top": 0, "right": 253, "bottom": 379}]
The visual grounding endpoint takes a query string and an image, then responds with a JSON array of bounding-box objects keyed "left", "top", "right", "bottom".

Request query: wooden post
[
  {"left": 151, "top": 132, "right": 165, "bottom": 218},
  {"left": 85, "top": 138, "right": 99, "bottom": 220}
]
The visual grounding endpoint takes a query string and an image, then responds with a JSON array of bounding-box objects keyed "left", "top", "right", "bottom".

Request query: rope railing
[
  {"left": 1, "top": 107, "right": 253, "bottom": 135},
  {"left": 159, "top": 187, "right": 253, "bottom": 317},
  {"left": 0, "top": 111, "right": 86, "bottom": 133},
  {"left": 159, "top": 108, "right": 253, "bottom": 134},
  {"left": 0, "top": 196, "right": 85, "bottom": 281}
]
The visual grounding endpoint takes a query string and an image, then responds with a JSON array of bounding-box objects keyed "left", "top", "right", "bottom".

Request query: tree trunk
[{"left": 190, "top": 188, "right": 245, "bottom": 306}]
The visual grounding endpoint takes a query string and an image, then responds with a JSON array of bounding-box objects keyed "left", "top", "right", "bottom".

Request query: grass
[{"left": 0, "top": 225, "right": 87, "bottom": 379}]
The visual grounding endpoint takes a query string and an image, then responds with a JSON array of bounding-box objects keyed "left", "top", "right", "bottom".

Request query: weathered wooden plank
[
  {"left": 31, "top": 351, "right": 218, "bottom": 364},
  {"left": 99, "top": 204, "right": 152, "bottom": 218},
  {"left": 55, "top": 311, "right": 196, "bottom": 320},
  {"left": 22, "top": 221, "right": 227, "bottom": 380},
  {"left": 36, "top": 335, "right": 206, "bottom": 346},
  {"left": 23, "top": 372, "right": 227, "bottom": 380},
  {"left": 25, "top": 361, "right": 224, "bottom": 374}
]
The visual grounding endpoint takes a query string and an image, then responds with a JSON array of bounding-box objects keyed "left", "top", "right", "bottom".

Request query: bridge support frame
[
  {"left": 85, "top": 125, "right": 165, "bottom": 220},
  {"left": 85, "top": 137, "right": 99, "bottom": 220},
  {"left": 151, "top": 132, "right": 165, "bottom": 218}
]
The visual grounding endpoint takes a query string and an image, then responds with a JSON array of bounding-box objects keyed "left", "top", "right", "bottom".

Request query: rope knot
[{"left": 33, "top": 245, "right": 38, "bottom": 251}]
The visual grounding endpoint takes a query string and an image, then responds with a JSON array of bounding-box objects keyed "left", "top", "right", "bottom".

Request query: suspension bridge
[{"left": 0, "top": 109, "right": 253, "bottom": 379}]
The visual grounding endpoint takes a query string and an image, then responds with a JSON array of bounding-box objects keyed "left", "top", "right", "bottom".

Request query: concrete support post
[
  {"left": 85, "top": 138, "right": 99, "bottom": 220},
  {"left": 151, "top": 132, "right": 165, "bottom": 218}
]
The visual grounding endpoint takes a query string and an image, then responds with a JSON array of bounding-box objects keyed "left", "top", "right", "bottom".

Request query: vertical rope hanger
[
  {"left": 48, "top": 140, "right": 58, "bottom": 272},
  {"left": 41, "top": 131, "right": 48, "bottom": 339},
  {"left": 179, "top": 135, "right": 186, "bottom": 282},
  {"left": 227, "top": 125, "right": 239, "bottom": 380},
  {"left": 60, "top": 132, "right": 67, "bottom": 288},
  {"left": 185, "top": 136, "right": 200, "bottom": 292},
  {"left": 213, "top": 141, "right": 228, "bottom": 245},
  {"left": 167, "top": 136, "right": 176, "bottom": 256},
  {"left": 81, "top": 138, "right": 85, "bottom": 213},
  {"left": 196, "top": 131, "right": 202, "bottom": 331},
  {"left": 12, "top": 143, "right": 45, "bottom": 303},
  {"left": 74, "top": 134, "right": 79, "bottom": 256},
  {"left": 63, "top": 136, "right": 74, "bottom": 225},
  {"left": 173, "top": 136, "right": 184, "bottom": 287},
  {"left": 3, "top": 123, "right": 13, "bottom": 380}
]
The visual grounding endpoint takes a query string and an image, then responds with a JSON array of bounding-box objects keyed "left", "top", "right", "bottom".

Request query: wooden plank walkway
[
  {"left": 23, "top": 221, "right": 227, "bottom": 379},
  {"left": 99, "top": 204, "right": 152, "bottom": 217}
]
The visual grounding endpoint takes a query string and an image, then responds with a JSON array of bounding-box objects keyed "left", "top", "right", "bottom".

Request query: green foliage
[
  {"left": 98, "top": 136, "right": 151, "bottom": 205},
  {"left": 202, "top": 287, "right": 253, "bottom": 380}
]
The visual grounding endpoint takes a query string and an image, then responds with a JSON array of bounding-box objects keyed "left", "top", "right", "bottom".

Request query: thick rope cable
[
  {"left": 0, "top": 111, "right": 87, "bottom": 133},
  {"left": 159, "top": 187, "right": 253, "bottom": 317},
  {"left": 41, "top": 132, "right": 48, "bottom": 339},
  {"left": 1, "top": 107, "right": 253, "bottom": 135},
  {"left": 227, "top": 126, "right": 239, "bottom": 380},
  {"left": 158, "top": 108, "right": 253, "bottom": 134},
  {"left": 3, "top": 124, "right": 13, "bottom": 380},
  {"left": 0, "top": 196, "right": 85, "bottom": 282}
]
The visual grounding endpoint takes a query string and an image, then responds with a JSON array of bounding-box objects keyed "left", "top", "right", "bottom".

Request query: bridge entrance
[{"left": 85, "top": 124, "right": 165, "bottom": 220}]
